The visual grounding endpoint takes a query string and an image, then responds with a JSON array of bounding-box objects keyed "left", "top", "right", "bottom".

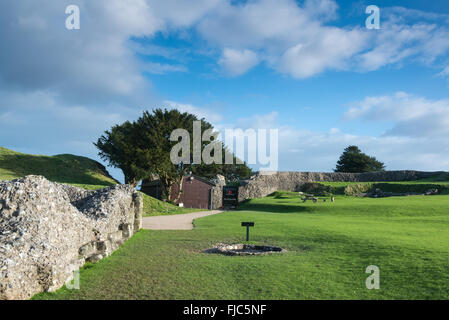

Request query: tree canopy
[
  {"left": 334, "top": 146, "right": 385, "bottom": 173},
  {"left": 94, "top": 120, "right": 147, "bottom": 186}
]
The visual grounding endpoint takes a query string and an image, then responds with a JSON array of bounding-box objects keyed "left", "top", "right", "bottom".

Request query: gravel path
[{"left": 142, "top": 210, "right": 224, "bottom": 230}]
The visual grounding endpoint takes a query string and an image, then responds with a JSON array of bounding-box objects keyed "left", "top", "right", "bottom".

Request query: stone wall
[
  {"left": 210, "top": 174, "right": 226, "bottom": 210},
  {"left": 238, "top": 171, "right": 447, "bottom": 201},
  {"left": 0, "top": 175, "right": 142, "bottom": 300},
  {"left": 211, "top": 185, "right": 223, "bottom": 209}
]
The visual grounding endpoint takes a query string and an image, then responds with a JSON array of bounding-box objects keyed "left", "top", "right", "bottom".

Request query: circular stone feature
[{"left": 204, "top": 243, "right": 286, "bottom": 256}]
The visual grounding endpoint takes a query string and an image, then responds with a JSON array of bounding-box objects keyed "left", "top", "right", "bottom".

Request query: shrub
[{"left": 299, "top": 183, "right": 333, "bottom": 196}]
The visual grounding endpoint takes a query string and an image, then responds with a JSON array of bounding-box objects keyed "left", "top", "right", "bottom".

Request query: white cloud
[
  {"left": 276, "top": 127, "right": 449, "bottom": 172},
  {"left": 278, "top": 27, "right": 366, "bottom": 78},
  {"left": 17, "top": 15, "right": 47, "bottom": 30},
  {"left": 234, "top": 112, "right": 279, "bottom": 130},
  {"left": 0, "top": 0, "right": 157, "bottom": 104},
  {"left": 303, "top": 0, "right": 339, "bottom": 22},
  {"left": 356, "top": 21, "right": 449, "bottom": 71},
  {"left": 222, "top": 108, "right": 448, "bottom": 171},
  {"left": 164, "top": 100, "right": 223, "bottom": 123},
  {"left": 215, "top": 104, "right": 449, "bottom": 172},
  {"left": 344, "top": 92, "right": 449, "bottom": 137},
  {"left": 197, "top": 0, "right": 309, "bottom": 49},
  {"left": 142, "top": 62, "right": 188, "bottom": 74},
  {"left": 384, "top": 6, "right": 449, "bottom": 23},
  {"left": 195, "top": 0, "right": 449, "bottom": 78},
  {"left": 218, "top": 48, "right": 259, "bottom": 76},
  {"left": 2, "top": 0, "right": 449, "bottom": 90},
  {"left": 147, "top": 0, "right": 221, "bottom": 28},
  {"left": 438, "top": 66, "right": 449, "bottom": 79}
]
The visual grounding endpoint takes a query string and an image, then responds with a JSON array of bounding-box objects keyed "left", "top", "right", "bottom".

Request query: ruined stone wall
[
  {"left": 210, "top": 174, "right": 226, "bottom": 210},
  {"left": 211, "top": 186, "right": 223, "bottom": 209},
  {"left": 238, "top": 171, "right": 446, "bottom": 201},
  {"left": 0, "top": 175, "right": 142, "bottom": 300}
]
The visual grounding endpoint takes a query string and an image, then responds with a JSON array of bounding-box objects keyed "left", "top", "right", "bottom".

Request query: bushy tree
[
  {"left": 135, "top": 109, "right": 213, "bottom": 200},
  {"left": 95, "top": 108, "right": 252, "bottom": 198},
  {"left": 334, "top": 146, "right": 385, "bottom": 173}
]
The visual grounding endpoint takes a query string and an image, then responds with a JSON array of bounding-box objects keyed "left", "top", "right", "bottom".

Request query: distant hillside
[{"left": 0, "top": 147, "right": 118, "bottom": 188}]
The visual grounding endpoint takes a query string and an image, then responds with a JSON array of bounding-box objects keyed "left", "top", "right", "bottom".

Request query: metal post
[{"left": 241, "top": 222, "right": 254, "bottom": 242}]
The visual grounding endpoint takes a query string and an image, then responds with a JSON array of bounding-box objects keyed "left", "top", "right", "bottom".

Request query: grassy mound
[
  {"left": 0, "top": 147, "right": 117, "bottom": 187},
  {"left": 141, "top": 193, "right": 200, "bottom": 217},
  {"left": 269, "top": 190, "right": 300, "bottom": 198}
]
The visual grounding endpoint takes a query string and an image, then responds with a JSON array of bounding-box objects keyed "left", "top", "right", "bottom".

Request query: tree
[
  {"left": 94, "top": 121, "right": 147, "bottom": 187},
  {"left": 135, "top": 109, "right": 212, "bottom": 200},
  {"left": 136, "top": 109, "right": 252, "bottom": 199},
  {"left": 334, "top": 146, "right": 385, "bottom": 173},
  {"left": 95, "top": 108, "right": 252, "bottom": 198}
]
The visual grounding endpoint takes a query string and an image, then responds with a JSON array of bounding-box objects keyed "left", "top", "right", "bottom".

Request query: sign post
[{"left": 241, "top": 222, "right": 254, "bottom": 241}]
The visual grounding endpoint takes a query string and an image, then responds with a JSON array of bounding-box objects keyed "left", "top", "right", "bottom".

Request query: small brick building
[{"left": 140, "top": 174, "right": 224, "bottom": 210}]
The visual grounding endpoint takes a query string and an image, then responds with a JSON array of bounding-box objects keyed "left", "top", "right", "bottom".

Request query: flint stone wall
[
  {"left": 0, "top": 175, "right": 142, "bottom": 300},
  {"left": 211, "top": 174, "right": 227, "bottom": 210},
  {"left": 238, "top": 171, "right": 447, "bottom": 201}
]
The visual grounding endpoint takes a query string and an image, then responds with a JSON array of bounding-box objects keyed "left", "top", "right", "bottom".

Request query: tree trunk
[
  {"left": 159, "top": 174, "right": 173, "bottom": 202},
  {"left": 129, "top": 180, "right": 140, "bottom": 188},
  {"left": 124, "top": 174, "right": 139, "bottom": 188},
  {"left": 172, "top": 169, "right": 187, "bottom": 204}
]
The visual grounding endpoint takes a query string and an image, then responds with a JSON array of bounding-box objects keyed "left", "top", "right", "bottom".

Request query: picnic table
[
  {"left": 300, "top": 193, "right": 335, "bottom": 203},
  {"left": 301, "top": 194, "right": 319, "bottom": 203}
]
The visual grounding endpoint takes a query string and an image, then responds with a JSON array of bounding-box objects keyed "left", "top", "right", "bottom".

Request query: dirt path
[{"left": 142, "top": 210, "right": 224, "bottom": 230}]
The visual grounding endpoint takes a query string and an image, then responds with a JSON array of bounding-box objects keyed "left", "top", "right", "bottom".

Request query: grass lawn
[{"left": 33, "top": 193, "right": 449, "bottom": 300}]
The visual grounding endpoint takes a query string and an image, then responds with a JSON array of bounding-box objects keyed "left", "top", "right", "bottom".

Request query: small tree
[{"left": 334, "top": 146, "right": 385, "bottom": 173}]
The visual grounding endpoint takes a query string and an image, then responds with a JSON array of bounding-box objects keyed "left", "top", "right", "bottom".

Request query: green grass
[
  {"left": 141, "top": 193, "right": 200, "bottom": 217},
  {"left": 0, "top": 147, "right": 116, "bottom": 186},
  {"left": 34, "top": 193, "right": 449, "bottom": 300}
]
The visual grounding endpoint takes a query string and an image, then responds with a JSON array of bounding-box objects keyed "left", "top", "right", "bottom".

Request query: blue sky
[{"left": 1, "top": 0, "right": 449, "bottom": 182}]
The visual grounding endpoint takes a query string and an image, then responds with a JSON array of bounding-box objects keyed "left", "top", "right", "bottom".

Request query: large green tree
[
  {"left": 135, "top": 109, "right": 214, "bottom": 200},
  {"left": 95, "top": 108, "right": 252, "bottom": 198},
  {"left": 334, "top": 146, "right": 385, "bottom": 173}
]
